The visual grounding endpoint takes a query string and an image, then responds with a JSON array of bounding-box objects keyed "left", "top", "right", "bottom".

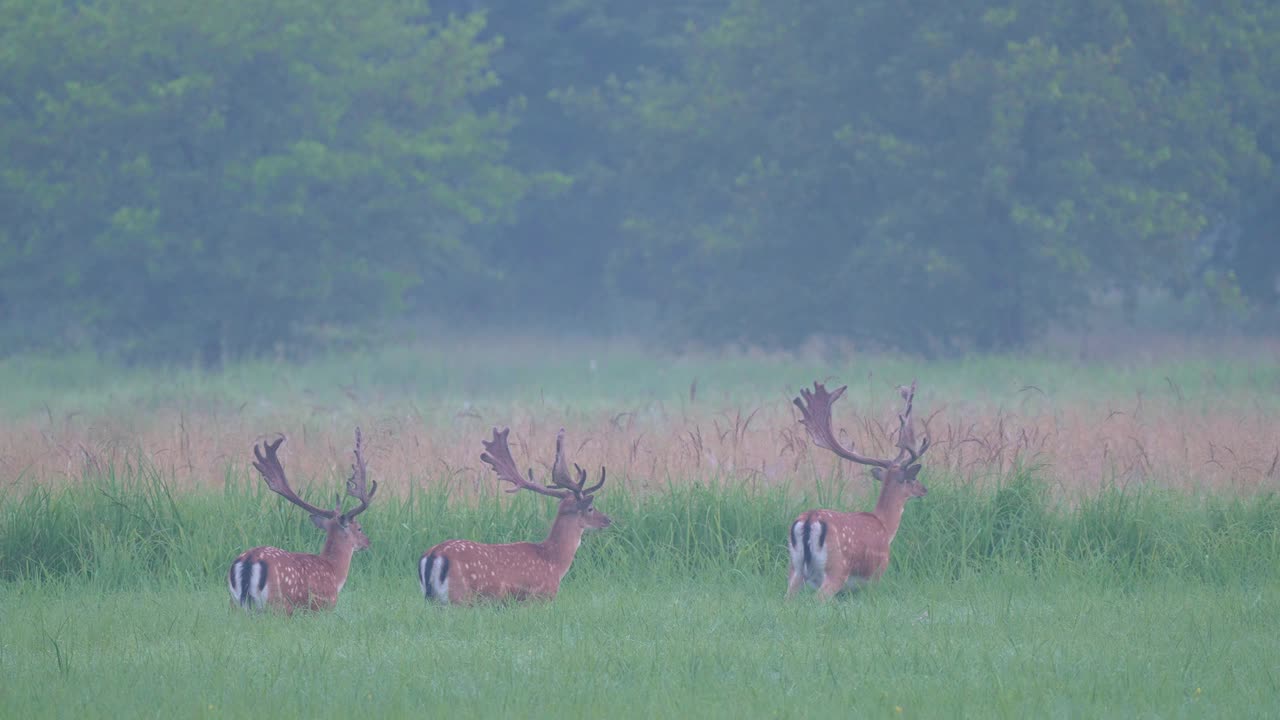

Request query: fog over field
[{"left": 2, "top": 1, "right": 1279, "bottom": 718}]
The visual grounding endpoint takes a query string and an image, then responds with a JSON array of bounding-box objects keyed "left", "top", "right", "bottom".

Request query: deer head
[
  {"left": 480, "top": 427, "right": 612, "bottom": 530},
  {"left": 252, "top": 427, "right": 379, "bottom": 550},
  {"left": 794, "top": 381, "right": 931, "bottom": 499}
]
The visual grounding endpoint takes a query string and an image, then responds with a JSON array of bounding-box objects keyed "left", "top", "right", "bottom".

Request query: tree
[
  {"left": 429, "top": 0, "right": 726, "bottom": 331},
  {"left": 567, "top": 0, "right": 1280, "bottom": 351},
  {"left": 0, "top": 0, "right": 542, "bottom": 361}
]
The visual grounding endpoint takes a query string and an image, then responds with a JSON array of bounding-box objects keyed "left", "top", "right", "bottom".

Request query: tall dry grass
[{"left": 4, "top": 388, "right": 1276, "bottom": 497}]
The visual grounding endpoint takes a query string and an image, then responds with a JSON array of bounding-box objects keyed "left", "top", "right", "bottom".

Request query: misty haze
[{"left": 1, "top": 2, "right": 1278, "bottom": 718}]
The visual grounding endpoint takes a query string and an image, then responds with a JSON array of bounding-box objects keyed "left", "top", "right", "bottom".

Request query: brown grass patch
[{"left": 4, "top": 391, "right": 1277, "bottom": 498}]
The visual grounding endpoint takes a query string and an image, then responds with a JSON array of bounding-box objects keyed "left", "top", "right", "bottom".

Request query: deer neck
[
  {"left": 540, "top": 512, "right": 586, "bottom": 570},
  {"left": 318, "top": 530, "right": 357, "bottom": 580},
  {"left": 871, "top": 483, "right": 912, "bottom": 543}
]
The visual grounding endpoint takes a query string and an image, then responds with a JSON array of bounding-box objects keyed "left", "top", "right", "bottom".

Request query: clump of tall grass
[
  {"left": 0, "top": 463, "right": 188, "bottom": 583},
  {"left": 894, "top": 466, "right": 1280, "bottom": 582},
  {"left": 3, "top": 460, "right": 1277, "bottom": 590}
]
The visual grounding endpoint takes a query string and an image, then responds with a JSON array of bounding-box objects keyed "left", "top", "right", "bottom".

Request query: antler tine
[
  {"left": 480, "top": 427, "right": 572, "bottom": 500},
  {"left": 544, "top": 429, "right": 607, "bottom": 498},
  {"left": 547, "top": 425, "right": 573, "bottom": 486},
  {"left": 576, "top": 462, "right": 607, "bottom": 496},
  {"left": 548, "top": 428, "right": 577, "bottom": 491},
  {"left": 341, "top": 426, "right": 378, "bottom": 522},
  {"left": 252, "top": 436, "right": 334, "bottom": 518},
  {"left": 793, "top": 382, "right": 893, "bottom": 469},
  {"left": 894, "top": 380, "right": 931, "bottom": 466}
]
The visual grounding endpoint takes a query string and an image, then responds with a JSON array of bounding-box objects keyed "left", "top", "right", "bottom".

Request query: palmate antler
[
  {"left": 794, "top": 381, "right": 930, "bottom": 472},
  {"left": 480, "top": 427, "right": 606, "bottom": 500},
  {"left": 793, "top": 383, "right": 894, "bottom": 469},
  {"left": 253, "top": 436, "right": 336, "bottom": 517},
  {"left": 252, "top": 428, "right": 378, "bottom": 521}
]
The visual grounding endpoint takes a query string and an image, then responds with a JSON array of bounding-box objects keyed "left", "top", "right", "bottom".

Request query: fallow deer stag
[
  {"left": 418, "top": 427, "right": 611, "bottom": 605},
  {"left": 228, "top": 428, "right": 378, "bottom": 614},
  {"left": 787, "top": 380, "right": 931, "bottom": 600}
]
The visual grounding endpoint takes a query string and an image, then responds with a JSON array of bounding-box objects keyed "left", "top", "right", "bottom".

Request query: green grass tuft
[{"left": 3, "top": 467, "right": 1278, "bottom": 588}]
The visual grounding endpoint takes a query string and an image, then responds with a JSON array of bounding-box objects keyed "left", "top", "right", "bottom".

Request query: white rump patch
[
  {"left": 431, "top": 558, "right": 450, "bottom": 604},
  {"left": 420, "top": 556, "right": 450, "bottom": 605},
  {"left": 418, "top": 555, "right": 430, "bottom": 598},
  {"left": 229, "top": 559, "right": 269, "bottom": 610},
  {"left": 228, "top": 560, "right": 243, "bottom": 604},
  {"left": 804, "top": 520, "right": 828, "bottom": 588},
  {"left": 248, "top": 561, "right": 269, "bottom": 609},
  {"left": 788, "top": 521, "right": 806, "bottom": 572}
]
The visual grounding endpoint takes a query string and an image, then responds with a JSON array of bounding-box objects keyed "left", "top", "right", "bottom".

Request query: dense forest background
[{"left": 2, "top": 0, "right": 1277, "bottom": 363}]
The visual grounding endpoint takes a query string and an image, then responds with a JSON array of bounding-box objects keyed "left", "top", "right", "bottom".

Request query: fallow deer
[
  {"left": 418, "top": 427, "right": 611, "bottom": 605},
  {"left": 228, "top": 428, "right": 378, "bottom": 614},
  {"left": 787, "top": 380, "right": 930, "bottom": 600}
]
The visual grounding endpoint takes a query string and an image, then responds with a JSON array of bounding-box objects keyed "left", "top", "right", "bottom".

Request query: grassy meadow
[{"left": 2, "top": 337, "right": 1279, "bottom": 718}]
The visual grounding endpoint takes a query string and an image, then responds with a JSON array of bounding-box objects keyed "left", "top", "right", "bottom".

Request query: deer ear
[
  {"left": 870, "top": 467, "right": 885, "bottom": 483},
  {"left": 310, "top": 514, "right": 329, "bottom": 530},
  {"left": 904, "top": 464, "right": 922, "bottom": 481}
]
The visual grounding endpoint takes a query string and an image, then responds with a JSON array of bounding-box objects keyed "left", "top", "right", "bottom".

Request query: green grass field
[
  {"left": 2, "top": 342, "right": 1279, "bottom": 718},
  {"left": 3, "top": 472, "right": 1279, "bottom": 718},
  {"left": 4, "top": 570, "right": 1277, "bottom": 719}
]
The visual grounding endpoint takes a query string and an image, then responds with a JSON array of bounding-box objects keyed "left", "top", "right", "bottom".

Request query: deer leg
[
  {"left": 816, "top": 572, "right": 847, "bottom": 601},
  {"left": 786, "top": 564, "right": 805, "bottom": 599}
]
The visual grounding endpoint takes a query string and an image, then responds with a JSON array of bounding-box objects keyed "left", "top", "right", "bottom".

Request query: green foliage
[
  {"left": 570, "top": 0, "right": 1280, "bottom": 350},
  {"left": 4, "top": 467, "right": 1277, "bottom": 587},
  {"left": 0, "top": 0, "right": 538, "bottom": 361},
  {"left": 2, "top": 1, "right": 1279, "bottom": 356}
]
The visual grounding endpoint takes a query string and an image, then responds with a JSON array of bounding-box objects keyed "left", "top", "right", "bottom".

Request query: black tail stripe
[
  {"left": 817, "top": 521, "right": 828, "bottom": 549},
  {"left": 255, "top": 561, "right": 268, "bottom": 592},
  {"left": 423, "top": 555, "right": 435, "bottom": 599},
  {"left": 238, "top": 560, "right": 253, "bottom": 607},
  {"left": 801, "top": 517, "right": 813, "bottom": 570},
  {"left": 439, "top": 555, "right": 450, "bottom": 585}
]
